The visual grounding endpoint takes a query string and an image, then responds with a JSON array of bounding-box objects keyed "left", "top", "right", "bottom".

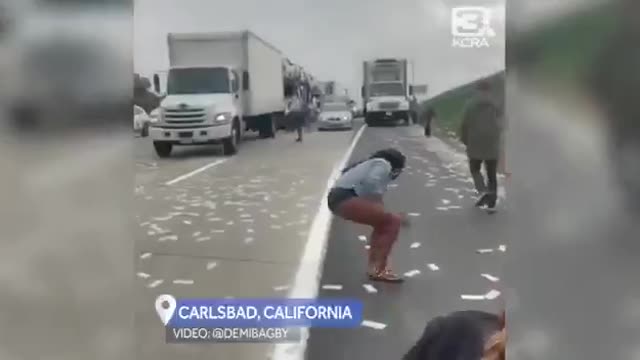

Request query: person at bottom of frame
[{"left": 403, "top": 310, "right": 506, "bottom": 360}]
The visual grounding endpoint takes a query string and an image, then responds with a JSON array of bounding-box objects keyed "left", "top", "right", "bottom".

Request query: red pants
[{"left": 335, "top": 197, "right": 402, "bottom": 271}]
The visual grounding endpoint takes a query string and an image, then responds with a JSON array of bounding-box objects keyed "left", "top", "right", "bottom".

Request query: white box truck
[
  {"left": 362, "top": 58, "right": 414, "bottom": 126},
  {"left": 150, "top": 31, "right": 284, "bottom": 157}
]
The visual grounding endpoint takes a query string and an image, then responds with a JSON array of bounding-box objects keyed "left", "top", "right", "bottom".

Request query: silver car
[{"left": 317, "top": 102, "right": 353, "bottom": 130}]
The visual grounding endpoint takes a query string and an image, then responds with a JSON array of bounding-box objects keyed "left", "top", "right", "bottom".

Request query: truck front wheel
[
  {"left": 153, "top": 141, "right": 172, "bottom": 158},
  {"left": 223, "top": 120, "right": 241, "bottom": 155}
]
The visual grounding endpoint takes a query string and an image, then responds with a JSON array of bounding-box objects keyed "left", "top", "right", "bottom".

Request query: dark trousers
[
  {"left": 288, "top": 111, "right": 306, "bottom": 140},
  {"left": 469, "top": 159, "right": 498, "bottom": 206},
  {"left": 424, "top": 118, "right": 432, "bottom": 136}
]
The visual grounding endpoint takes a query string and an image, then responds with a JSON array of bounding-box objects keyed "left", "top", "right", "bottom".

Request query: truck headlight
[
  {"left": 150, "top": 109, "right": 160, "bottom": 123},
  {"left": 215, "top": 112, "right": 232, "bottom": 123}
]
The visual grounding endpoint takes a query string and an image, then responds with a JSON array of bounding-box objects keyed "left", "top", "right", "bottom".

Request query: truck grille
[
  {"left": 379, "top": 102, "right": 399, "bottom": 110},
  {"left": 163, "top": 107, "right": 206, "bottom": 125}
]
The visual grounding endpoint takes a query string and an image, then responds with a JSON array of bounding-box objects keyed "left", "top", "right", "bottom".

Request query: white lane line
[
  {"left": 140, "top": 252, "right": 152, "bottom": 259},
  {"left": 427, "top": 263, "right": 440, "bottom": 271},
  {"left": 165, "top": 159, "right": 228, "bottom": 186},
  {"left": 273, "top": 285, "right": 290, "bottom": 292},
  {"left": 461, "top": 294, "right": 486, "bottom": 300},
  {"left": 206, "top": 262, "right": 217, "bottom": 270},
  {"left": 362, "top": 320, "right": 387, "bottom": 330},
  {"left": 476, "top": 248, "right": 494, "bottom": 254},
  {"left": 498, "top": 244, "right": 507, "bottom": 252},
  {"left": 363, "top": 284, "right": 378, "bottom": 293},
  {"left": 410, "top": 242, "right": 421, "bottom": 249},
  {"left": 272, "top": 124, "right": 367, "bottom": 360},
  {"left": 136, "top": 272, "right": 151, "bottom": 279},
  {"left": 358, "top": 235, "right": 367, "bottom": 242}
]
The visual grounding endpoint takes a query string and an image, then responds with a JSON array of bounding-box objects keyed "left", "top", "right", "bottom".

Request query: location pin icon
[{"left": 155, "top": 294, "right": 177, "bottom": 326}]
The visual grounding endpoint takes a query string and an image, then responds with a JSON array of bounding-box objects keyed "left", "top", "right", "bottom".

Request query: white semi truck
[
  {"left": 362, "top": 58, "right": 413, "bottom": 126},
  {"left": 150, "top": 31, "right": 285, "bottom": 157}
]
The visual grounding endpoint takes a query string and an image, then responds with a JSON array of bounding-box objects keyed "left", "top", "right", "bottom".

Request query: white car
[
  {"left": 317, "top": 102, "right": 353, "bottom": 131},
  {"left": 133, "top": 105, "right": 152, "bottom": 137}
]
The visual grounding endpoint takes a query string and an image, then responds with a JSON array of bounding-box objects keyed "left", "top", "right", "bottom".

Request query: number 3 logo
[{"left": 451, "top": 7, "right": 493, "bottom": 37}]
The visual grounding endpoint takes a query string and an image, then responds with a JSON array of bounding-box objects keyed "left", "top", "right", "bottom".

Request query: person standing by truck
[
  {"left": 423, "top": 106, "right": 436, "bottom": 137},
  {"left": 460, "top": 81, "right": 503, "bottom": 212},
  {"left": 285, "top": 87, "right": 306, "bottom": 142}
]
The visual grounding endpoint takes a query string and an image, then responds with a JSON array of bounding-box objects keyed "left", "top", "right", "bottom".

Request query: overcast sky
[{"left": 134, "top": 0, "right": 505, "bottom": 99}]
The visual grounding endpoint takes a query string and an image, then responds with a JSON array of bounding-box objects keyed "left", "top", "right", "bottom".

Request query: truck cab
[
  {"left": 150, "top": 30, "right": 284, "bottom": 158},
  {"left": 151, "top": 65, "right": 243, "bottom": 157},
  {"left": 362, "top": 58, "right": 413, "bottom": 126}
]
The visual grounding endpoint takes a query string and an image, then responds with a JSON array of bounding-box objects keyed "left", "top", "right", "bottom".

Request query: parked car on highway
[
  {"left": 317, "top": 102, "right": 353, "bottom": 130},
  {"left": 134, "top": 105, "right": 151, "bottom": 137}
]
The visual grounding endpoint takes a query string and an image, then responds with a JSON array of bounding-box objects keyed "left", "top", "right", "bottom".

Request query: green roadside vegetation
[{"left": 421, "top": 72, "right": 504, "bottom": 137}]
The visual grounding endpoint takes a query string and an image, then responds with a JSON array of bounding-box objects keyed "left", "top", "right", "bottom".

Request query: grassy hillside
[{"left": 420, "top": 71, "right": 505, "bottom": 137}]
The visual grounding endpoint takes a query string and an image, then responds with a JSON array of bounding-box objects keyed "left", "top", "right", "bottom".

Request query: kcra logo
[{"left": 451, "top": 7, "right": 496, "bottom": 48}]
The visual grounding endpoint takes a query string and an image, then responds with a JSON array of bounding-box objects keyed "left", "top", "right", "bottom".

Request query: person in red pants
[{"left": 327, "top": 148, "right": 409, "bottom": 282}]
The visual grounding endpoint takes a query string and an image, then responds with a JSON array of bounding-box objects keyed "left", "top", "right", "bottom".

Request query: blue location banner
[{"left": 167, "top": 298, "right": 363, "bottom": 328}]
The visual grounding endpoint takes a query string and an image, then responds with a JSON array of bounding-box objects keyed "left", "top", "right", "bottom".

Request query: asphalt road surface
[
  {"left": 306, "top": 124, "right": 507, "bottom": 360},
  {"left": 134, "top": 119, "right": 513, "bottom": 359},
  {"left": 134, "top": 126, "right": 359, "bottom": 360}
]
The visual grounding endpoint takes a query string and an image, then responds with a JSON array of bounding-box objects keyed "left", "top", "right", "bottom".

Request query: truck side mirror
[
  {"left": 243, "top": 71, "right": 250, "bottom": 90},
  {"left": 409, "top": 85, "right": 414, "bottom": 95},
  {"left": 153, "top": 74, "right": 161, "bottom": 93}
]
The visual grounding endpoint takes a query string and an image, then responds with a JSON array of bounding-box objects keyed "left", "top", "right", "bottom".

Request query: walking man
[
  {"left": 423, "top": 107, "right": 436, "bottom": 137},
  {"left": 285, "top": 87, "right": 306, "bottom": 142},
  {"left": 460, "top": 81, "right": 503, "bottom": 212}
]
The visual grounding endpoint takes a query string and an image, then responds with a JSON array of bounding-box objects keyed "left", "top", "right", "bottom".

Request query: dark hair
[
  {"left": 341, "top": 148, "right": 406, "bottom": 174},
  {"left": 370, "top": 148, "right": 406, "bottom": 170},
  {"left": 403, "top": 310, "right": 502, "bottom": 360}
]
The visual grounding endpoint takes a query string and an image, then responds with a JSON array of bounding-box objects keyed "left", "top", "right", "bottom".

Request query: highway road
[
  {"left": 305, "top": 125, "right": 506, "bottom": 359},
  {"left": 135, "top": 127, "right": 355, "bottom": 360},
  {"left": 134, "top": 121, "right": 507, "bottom": 359}
]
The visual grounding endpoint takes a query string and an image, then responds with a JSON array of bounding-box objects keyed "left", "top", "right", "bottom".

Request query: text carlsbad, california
[{"left": 177, "top": 304, "right": 353, "bottom": 321}]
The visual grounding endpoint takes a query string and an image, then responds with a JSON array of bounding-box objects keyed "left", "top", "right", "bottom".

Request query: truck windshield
[
  {"left": 167, "top": 68, "right": 230, "bottom": 95},
  {"left": 370, "top": 83, "right": 405, "bottom": 96}
]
